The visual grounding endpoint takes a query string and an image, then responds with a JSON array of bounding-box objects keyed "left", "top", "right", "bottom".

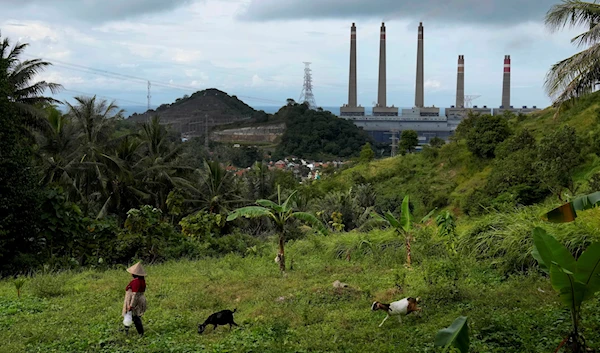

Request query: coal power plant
[{"left": 339, "top": 22, "right": 540, "bottom": 146}]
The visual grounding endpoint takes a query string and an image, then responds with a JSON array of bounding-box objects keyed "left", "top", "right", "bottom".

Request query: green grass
[{"left": 3, "top": 222, "right": 600, "bottom": 353}]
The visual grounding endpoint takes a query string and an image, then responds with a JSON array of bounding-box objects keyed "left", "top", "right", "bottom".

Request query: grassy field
[{"left": 3, "top": 223, "right": 600, "bottom": 353}]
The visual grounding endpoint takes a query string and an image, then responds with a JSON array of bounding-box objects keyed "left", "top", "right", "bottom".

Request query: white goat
[{"left": 371, "top": 297, "right": 421, "bottom": 327}]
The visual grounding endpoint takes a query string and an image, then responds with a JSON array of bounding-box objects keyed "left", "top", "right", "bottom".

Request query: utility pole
[
  {"left": 204, "top": 114, "right": 209, "bottom": 149},
  {"left": 147, "top": 81, "right": 151, "bottom": 111},
  {"left": 298, "top": 62, "right": 317, "bottom": 109}
]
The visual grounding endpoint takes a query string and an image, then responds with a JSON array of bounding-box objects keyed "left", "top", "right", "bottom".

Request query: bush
[
  {"left": 180, "top": 210, "right": 258, "bottom": 257},
  {"left": 117, "top": 206, "right": 193, "bottom": 263},
  {"left": 421, "top": 258, "right": 463, "bottom": 303},
  {"left": 30, "top": 273, "right": 72, "bottom": 298}
]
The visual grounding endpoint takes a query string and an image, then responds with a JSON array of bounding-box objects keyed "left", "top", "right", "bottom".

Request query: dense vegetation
[
  {"left": 4, "top": 6, "right": 600, "bottom": 350},
  {"left": 273, "top": 101, "right": 373, "bottom": 160}
]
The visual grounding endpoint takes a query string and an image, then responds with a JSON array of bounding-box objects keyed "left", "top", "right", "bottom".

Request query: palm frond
[
  {"left": 544, "top": 43, "right": 600, "bottom": 104},
  {"left": 545, "top": 0, "right": 600, "bottom": 34}
]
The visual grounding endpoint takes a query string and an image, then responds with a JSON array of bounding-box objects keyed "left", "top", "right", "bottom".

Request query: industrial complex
[{"left": 338, "top": 22, "right": 540, "bottom": 147}]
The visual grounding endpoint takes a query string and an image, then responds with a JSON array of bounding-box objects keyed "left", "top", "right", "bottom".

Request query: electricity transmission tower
[
  {"left": 299, "top": 62, "right": 317, "bottom": 109},
  {"left": 463, "top": 94, "right": 481, "bottom": 108}
]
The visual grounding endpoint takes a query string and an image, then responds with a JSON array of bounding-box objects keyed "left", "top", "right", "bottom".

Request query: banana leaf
[{"left": 434, "top": 316, "right": 469, "bottom": 353}]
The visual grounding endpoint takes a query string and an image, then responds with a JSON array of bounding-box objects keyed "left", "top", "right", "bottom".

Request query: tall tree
[
  {"left": 0, "top": 43, "right": 44, "bottom": 274},
  {"left": 399, "top": 130, "right": 419, "bottom": 155},
  {"left": 0, "top": 32, "right": 62, "bottom": 123},
  {"left": 545, "top": 1, "right": 600, "bottom": 107},
  {"left": 36, "top": 106, "right": 80, "bottom": 187},
  {"left": 65, "top": 96, "right": 123, "bottom": 214}
]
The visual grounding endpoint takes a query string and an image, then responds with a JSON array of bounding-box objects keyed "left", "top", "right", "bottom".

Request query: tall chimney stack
[
  {"left": 377, "top": 22, "right": 387, "bottom": 108},
  {"left": 348, "top": 23, "right": 358, "bottom": 107},
  {"left": 502, "top": 55, "right": 511, "bottom": 108},
  {"left": 415, "top": 22, "right": 424, "bottom": 108},
  {"left": 456, "top": 55, "right": 465, "bottom": 108}
]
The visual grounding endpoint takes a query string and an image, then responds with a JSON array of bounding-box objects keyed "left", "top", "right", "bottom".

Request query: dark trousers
[{"left": 125, "top": 315, "right": 144, "bottom": 336}]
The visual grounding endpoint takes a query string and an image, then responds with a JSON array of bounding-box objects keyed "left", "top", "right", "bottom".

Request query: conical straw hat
[{"left": 126, "top": 262, "right": 147, "bottom": 276}]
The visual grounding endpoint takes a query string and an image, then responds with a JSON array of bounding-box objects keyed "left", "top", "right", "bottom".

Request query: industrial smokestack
[
  {"left": 415, "top": 22, "right": 424, "bottom": 108},
  {"left": 502, "top": 55, "right": 511, "bottom": 108},
  {"left": 377, "top": 22, "right": 386, "bottom": 108},
  {"left": 348, "top": 23, "right": 358, "bottom": 107},
  {"left": 456, "top": 55, "right": 464, "bottom": 108}
]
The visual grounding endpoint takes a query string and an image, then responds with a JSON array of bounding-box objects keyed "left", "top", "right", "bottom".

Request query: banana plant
[
  {"left": 436, "top": 210, "right": 457, "bottom": 255},
  {"left": 434, "top": 316, "right": 469, "bottom": 353},
  {"left": 532, "top": 227, "right": 600, "bottom": 352},
  {"left": 227, "top": 185, "right": 327, "bottom": 272},
  {"left": 367, "top": 195, "right": 433, "bottom": 266}
]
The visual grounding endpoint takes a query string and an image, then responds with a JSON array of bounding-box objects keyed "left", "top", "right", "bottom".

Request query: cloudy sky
[{"left": 0, "top": 0, "right": 585, "bottom": 113}]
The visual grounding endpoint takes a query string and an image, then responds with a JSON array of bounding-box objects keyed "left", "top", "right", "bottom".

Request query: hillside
[
  {"left": 128, "top": 89, "right": 263, "bottom": 136},
  {"left": 314, "top": 93, "right": 600, "bottom": 218},
  {"left": 4, "top": 225, "right": 600, "bottom": 353}
]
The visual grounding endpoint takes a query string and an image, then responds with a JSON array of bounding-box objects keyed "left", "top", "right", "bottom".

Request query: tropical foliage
[
  {"left": 227, "top": 186, "right": 327, "bottom": 271},
  {"left": 545, "top": 0, "right": 600, "bottom": 107}
]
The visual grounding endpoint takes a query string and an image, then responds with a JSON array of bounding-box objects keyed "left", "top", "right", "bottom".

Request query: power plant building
[{"left": 338, "top": 22, "right": 540, "bottom": 146}]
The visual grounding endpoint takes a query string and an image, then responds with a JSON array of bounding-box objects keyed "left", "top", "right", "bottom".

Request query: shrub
[
  {"left": 30, "top": 273, "right": 72, "bottom": 298},
  {"left": 117, "top": 205, "right": 192, "bottom": 263},
  {"left": 422, "top": 258, "right": 463, "bottom": 303}
]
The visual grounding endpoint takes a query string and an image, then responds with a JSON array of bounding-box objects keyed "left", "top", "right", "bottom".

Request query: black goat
[{"left": 198, "top": 309, "right": 238, "bottom": 334}]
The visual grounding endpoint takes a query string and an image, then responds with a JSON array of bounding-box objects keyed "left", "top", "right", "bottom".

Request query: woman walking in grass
[{"left": 122, "top": 262, "right": 147, "bottom": 336}]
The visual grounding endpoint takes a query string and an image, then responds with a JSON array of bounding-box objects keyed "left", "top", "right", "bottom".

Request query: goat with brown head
[{"left": 371, "top": 297, "right": 421, "bottom": 327}]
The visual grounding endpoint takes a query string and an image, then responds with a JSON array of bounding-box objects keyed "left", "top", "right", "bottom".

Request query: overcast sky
[{"left": 0, "top": 0, "right": 585, "bottom": 112}]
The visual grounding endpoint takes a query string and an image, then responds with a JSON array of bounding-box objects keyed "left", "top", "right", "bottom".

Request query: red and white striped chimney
[{"left": 501, "top": 55, "right": 511, "bottom": 109}]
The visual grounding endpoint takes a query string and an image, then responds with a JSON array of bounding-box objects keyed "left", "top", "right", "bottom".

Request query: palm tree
[
  {"left": 36, "top": 105, "right": 81, "bottom": 188},
  {"left": 65, "top": 95, "right": 123, "bottom": 213},
  {"left": 0, "top": 32, "right": 62, "bottom": 119},
  {"left": 245, "top": 161, "right": 274, "bottom": 201},
  {"left": 544, "top": 1, "right": 600, "bottom": 108},
  {"left": 188, "top": 160, "right": 241, "bottom": 214},
  {"left": 227, "top": 185, "right": 328, "bottom": 272},
  {"left": 136, "top": 115, "right": 187, "bottom": 210}
]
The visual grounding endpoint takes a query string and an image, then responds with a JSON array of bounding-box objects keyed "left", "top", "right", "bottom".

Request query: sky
[{"left": 0, "top": 0, "right": 586, "bottom": 113}]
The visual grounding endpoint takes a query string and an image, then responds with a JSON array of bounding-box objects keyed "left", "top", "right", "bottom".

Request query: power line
[
  {"left": 26, "top": 54, "right": 284, "bottom": 105},
  {"left": 62, "top": 88, "right": 151, "bottom": 107}
]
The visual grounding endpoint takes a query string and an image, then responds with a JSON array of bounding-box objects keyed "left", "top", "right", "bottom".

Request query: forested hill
[
  {"left": 272, "top": 102, "right": 373, "bottom": 160},
  {"left": 314, "top": 92, "right": 600, "bottom": 218},
  {"left": 128, "top": 89, "right": 265, "bottom": 135}
]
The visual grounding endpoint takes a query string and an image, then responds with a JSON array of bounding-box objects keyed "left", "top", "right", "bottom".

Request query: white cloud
[
  {"left": 424, "top": 79, "right": 442, "bottom": 90},
  {"left": 1, "top": 0, "right": 586, "bottom": 109},
  {"left": 251, "top": 74, "right": 265, "bottom": 87},
  {"left": 172, "top": 48, "right": 203, "bottom": 63}
]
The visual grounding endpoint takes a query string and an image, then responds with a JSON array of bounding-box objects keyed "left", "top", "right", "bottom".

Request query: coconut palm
[
  {"left": 0, "top": 32, "right": 62, "bottom": 119},
  {"left": 227, "top": 185, "right": 328, "bottom": 272},
  {"left": 188, "top": 160, "right": 242, "bottom": 214},
  {"left": 36, "top": 105, "right": 81, "bottom": 187},
  {"left": 136, "top": 115, "right": 188, "bottom": 211},
  {"left": 65, "top": 95, "right": 123, "bottom": 213},
  {"left": 544, "top": 0, "right": 600, "bottom": 107}
]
